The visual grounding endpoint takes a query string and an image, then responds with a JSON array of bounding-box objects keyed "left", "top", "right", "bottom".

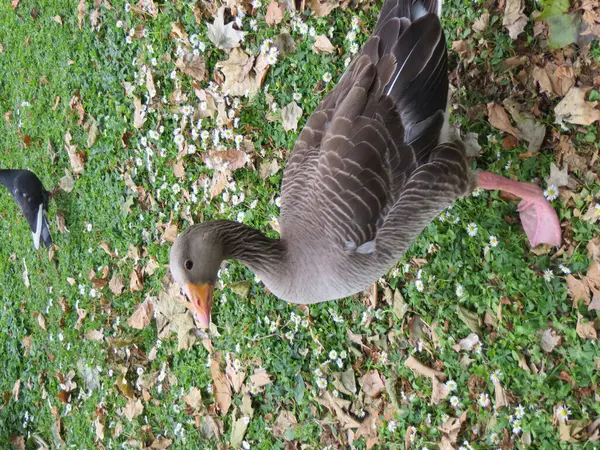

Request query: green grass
[{"left": 1, "top": 0, "right": 599, "bottom": 448}]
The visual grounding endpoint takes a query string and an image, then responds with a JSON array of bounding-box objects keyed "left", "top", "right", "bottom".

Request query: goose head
[{"left": 169, "top": 224, "right": 225, "bottom": 328}]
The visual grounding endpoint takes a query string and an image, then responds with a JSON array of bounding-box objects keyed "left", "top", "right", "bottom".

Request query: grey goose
[{"left": 170, "top": 0, "right": 562, "bottom": 328}]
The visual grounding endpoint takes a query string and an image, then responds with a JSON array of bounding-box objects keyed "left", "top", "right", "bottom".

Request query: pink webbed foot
[{"left": 477, "top": 171, "right": 562, "bottom": 247}]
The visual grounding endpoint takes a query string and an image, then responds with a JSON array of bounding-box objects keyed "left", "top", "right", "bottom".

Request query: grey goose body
[{"left": 170, "top": 0, "right": 561, "bottom": 327}]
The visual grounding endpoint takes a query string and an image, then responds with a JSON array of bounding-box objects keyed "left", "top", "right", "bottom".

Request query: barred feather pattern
[{"left": 171, "top": 0, "right": 475, "bottom": 304}]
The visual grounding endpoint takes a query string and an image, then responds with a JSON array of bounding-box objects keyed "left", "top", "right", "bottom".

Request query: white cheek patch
[{"left": 32, "top": 203, "right": 43, "bottom": 250}]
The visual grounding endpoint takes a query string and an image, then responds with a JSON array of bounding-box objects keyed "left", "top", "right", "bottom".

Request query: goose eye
[{"left": 184, "top": 260, "right": 194, "bottom": 270}]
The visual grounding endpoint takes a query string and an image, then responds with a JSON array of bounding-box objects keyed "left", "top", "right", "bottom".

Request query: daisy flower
[
  {"left": 556, "top": 405, "right": 570, "bottom": 422},
  {"left": 387, "top": 420, "right": 397, "bottom": 432},
  {"left": 450, "top": 396, "right": 460, "bottom": 408},
  {"left": 455, "top": 284, "right": 464, "bottom": 297},
  {"left": 543, "top": 269, "right": 554, "bottom": 282},
  {"left": 328, "top": 350, "right": 338, "bottom": 360},
  {"left": 489, "top": 235, "right": 498, "bottom": 247},
  {"left": 478, "top": 393, "right": 490, "bottom": 408},
  {"left": 559, "top": 264, "right": 570, "bottom": 274},
  {"left": 515, "top": 404, "right": 525, "bottom": 419},
  {"left": 544, "top": 185, "right": 559, "bottom": 201},
  {"left": 293, "top": 92, "right": 302, "bottom": 102},
  {"left": 415, "top": 279, "right": 424, "bottom": 292},
  {"left": 466, "top": 222, "right": 478, "bottom": 237},
  {"left": 322, "top": 72, "right": 332, "bottom": 83},
  {"left": 446, "top": 380, "right": 457, "bottom": 391},
  {"left": 316, "top": 377, "right": 327, "bottom": 389}
]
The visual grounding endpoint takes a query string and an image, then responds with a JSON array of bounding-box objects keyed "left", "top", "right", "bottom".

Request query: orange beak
[{"left": 182, "top": 283, "right": 214, "bottom": 328}]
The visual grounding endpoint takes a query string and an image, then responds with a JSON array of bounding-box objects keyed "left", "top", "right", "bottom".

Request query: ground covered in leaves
[{"left": 1, "top": 0, "right": 599, "bottom": 448}]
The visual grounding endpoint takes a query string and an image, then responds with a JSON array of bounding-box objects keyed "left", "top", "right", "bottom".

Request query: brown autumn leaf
[
  {"left": 52, "top": 15, "right": 63, "bottom": 25},
  {"left": 540, "top": 328, "right": 561, "bottom": 352},
  {"left": 182, "top": 387, "right": 202, "bottom": 410},
  {"left": 170, "top": 21, "right": 189, "bottom": 42},
  {"left": 226, "top": 358, "right": 245, "bottom": 394},
  {"left": 439, "top": 411, "right": 467, "bottom": 449},
  {"left": 555, "top": 87, "right": 600, "bottom": 126},
  {"left": 12, "top": 379, "right": 21, "bottom": 401},
  {"left": 502, "top": 98, "right": 546, "bottom": 154},
  {"left": 59, "top": 169, "right": 75, "bottom": 193},
  {"left": 487, "top": 102, "right": 522, "bottom": 139},
  {"left": 163, "top": 223, "right": 178, "bottom": 243},
  {"left": 272, "top": 410, "right": 298, "bottom": 440},
  {"left": 404, "top": 355, "right": 447, "bottom": 380},
  {"left": 259, "top": 159, "right": 281, "bottom": 179},
  {"left": 310, "top": 0, "right": 339, "bottom": 17},
  {"left": 266, "top": 0, "right": 285, "bottom": 25},
  {"left": 249, "top": 368, "right": 272, "bottom": 388},
  {"left": 206, "top": 6, "right": 245, "bottom": 50},
  {"left": 472, "top": 11, "right": 490, "bottom": 33},
  {"left": 109, "top": 273, "right": 125, "bottom": 295},
  {"left": 360, "top": 370, "right": 385, "bottom": 398},
  {"left": 11, "top": 0, "right": 20, "bottom": 8},
  {"left": 133, "top": 96, "right": 146, "bottom": 129},
  {"left": 127, "top": 296, "right": 154, "bottom": 330},
  {"left": 129, "top": 269, "right": 143, "bottom": 292},
  {"left": 123, "top": 398, "right": 144, "bottom": 421},
  {"left": 431, "top": 376, "right": 450, "bottom": 405},
  {"left": 312, "top": 34, "right": 335, "bottom": 53},
  {"left": 315, "top": 391, "right": 360, "bottom": 429},
  {"left": 145, "top": 66, "right": 156, "bottom": 99},
  {"left": 587, "top": 237, "right": 600, "bottom": 262},
  {"left": 77, "top": 0, "right": 87, "bottom": 30},
  {"left": 64, "top": 131, "right": 85, "bottom": 174},
  {"left": 281, "top": 101, "right": 303, "bottom": 131},
  {"left": 216, "top": 48, "right": 270, "bottom": 98},
  {"left": 37, "top": 313, "right": 47, "bottom": 331},
  {"left": 503, "top": 0, "right": 527, "bottom": 39},
  {"left": 175, "top": 50, "right": 206, "bottom": 83},
  {"left": 493, "top": 380, "right": 508, "bottom": 410},
  {"left": 576, "top": 313, "right": 597, "bottom": 340},
  {"left": 22, "top": 335, "right": 32, "bottom": 357},
  {"left": 86, "top": 329, "right": 104, "bottom": 341},
  {"left": 9, "top": 435, "right": 24, "bottom": 450},
  {"left": 582, "top": 203, "right": 600, "bottom": 224},
  {"left": 69, "top": 94, "right": 85, "bottom": 124},
  {"left": 210, "top": 357, "right": 232, "bottom": 415},
  {"left": 94, "top": 416, "right": 105, "bottom": 441},
  {"left": 206, "top": 149, "right": 249, "bottom": 171},
  {"left": 566, "top": 275, "right": 591, "bottom": 306}
]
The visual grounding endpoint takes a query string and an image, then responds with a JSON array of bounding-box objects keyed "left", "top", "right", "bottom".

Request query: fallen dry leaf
[
  {"left": 77, "top": 0, "right": 87, "bottom": 30},
  {"left": 206, "top": 6, "right": 245, "bottom": 50},
  {"left": 175, "top": 50, "right": 206, "bottom": 83},
  {"left": 123, "top": 398, "right": 144, "bottom": 421},
  {"left": 545, "top": 162, "right": 570, "bottom": 188},
  {"left": 360, "top": 370, "right": 385, "bottom": 398},
  {"left": 249, "top": 368, "right": 272, "bottom": 388},
  {"left": 129, "top": 269, "right": 143, "bottom": 292},
  {"left": 127, "top": 296, "right": 154, "bottom": 329},
  {"left": 439, "top": 411, "right": 467, "bottom": 448},
  {"left": 109, "top": 273, "right": 125, "bottom": 295},
  {"left": 312, "top": 34, "right": 335, "bottom": 53},
  {"left": 555, "top": 87, "right": 600, "bottom": 126},
  {"left": 133, "top": 96, "right": 146, "bottom": 129},
  {"left": 540, "top": 328, "right": 561, "bottom": 353},
  {"left": 502, "top": 98, "right": 546, "bottom": 154},
  {"left": 145, "top": 66, "right": 156, "bottom": 99},
  {"left": 472, "top": 11, "right": 490, "bottom": 33},
  {"left": 272, "top": 410, "right": 298, "bottom": 440},
  {"left": 216, "top": 49, "right": 270, "bottom": 99},
  {"left": 566, "top": 275, "right": 591, "bottom": 306},
  {"left": 493, "top": 380, "right": 508, "bottom": 410},
  {"left": 310, "top": 0, "right": 339, "bottom": 17},
  {"left": 59, "top": 169, "right": 75, "bottom": 193},
  {"left": 183, "top": 387, "right": 202, "bottom": 410},
  {"left": 281, "top": 101, "right": 303, "bottom": 131},
  {"left": 503, "top": 0, "right": 527, "bottom": 39},
  {"left": 64, "top": 131, "right": 85, "bottom": 174},
  {"left": 487, "top": 102, "right": 522, "bottom": 139},
  {"left": 265, "top": 0, "right": 285, "bottom": 25},
  {"left": 210, "top": 357, "right": 232, "bottom": 415},
  {"left": 226, "top": 357, "right": 245, "bottom": 394},
  {"left": 587, "top": 237, "right": 600, "bottom": 262},
  {"left": 404, "top": 355, "right": 447, "bottom": 380},
  {"left": 576, "top": 313, "right": 598, "bottom": 340},
  {"left": 431, "top": 376, "right": 450, "bottom": 405}
]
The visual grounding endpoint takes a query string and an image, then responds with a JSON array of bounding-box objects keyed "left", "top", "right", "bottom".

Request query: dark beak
[{"left": 182, "top": 283, "right": 214, "bottom": 328}]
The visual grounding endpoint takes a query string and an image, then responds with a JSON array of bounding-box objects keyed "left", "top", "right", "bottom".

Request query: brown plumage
[{"left": 170, "top": 0, "right": 477, "bottom": 327}]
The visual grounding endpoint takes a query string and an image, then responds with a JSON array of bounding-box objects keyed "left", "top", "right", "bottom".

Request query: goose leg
[{"left": 477, "top": 171, "right": 561, "bottom": 247}]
